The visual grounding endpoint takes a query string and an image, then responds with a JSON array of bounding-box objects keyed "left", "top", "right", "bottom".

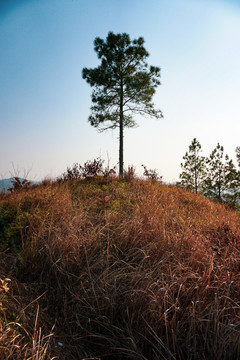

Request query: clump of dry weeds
[{"left": 0, "top": 274, "right": 54, "bottom": 360}]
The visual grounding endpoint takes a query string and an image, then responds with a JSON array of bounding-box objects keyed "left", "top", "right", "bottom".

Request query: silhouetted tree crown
[{"left": 82, "top": 31, "right": 162, "bottom": 176}]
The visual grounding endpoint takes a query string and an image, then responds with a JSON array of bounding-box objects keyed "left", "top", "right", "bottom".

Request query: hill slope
[{"left": 1, "top": 178, "right": 240, "bottom": 359}]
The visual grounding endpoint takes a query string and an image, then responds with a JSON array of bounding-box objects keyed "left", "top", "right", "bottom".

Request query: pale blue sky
[{"left": 1, "top": 0, "right": 240, "bottom": 182}]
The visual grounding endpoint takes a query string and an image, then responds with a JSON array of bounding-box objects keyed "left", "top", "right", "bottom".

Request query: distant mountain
[
  {"left": 0, "top": 178, "right": 17, "bottom": 192},
  {"left": 0, "top": 178, "right": 38, "bottom": 192}
]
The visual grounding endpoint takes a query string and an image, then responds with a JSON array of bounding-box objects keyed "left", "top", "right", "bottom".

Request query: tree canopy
[
  {"left": 179, "top": 139, "right": 240, "bottom": 207},
  {"left": 179, "top": 138, "right": 205, "bottom": 193},
  {"left": 82, "top": 32, "right": 162, "bottom": 176}
]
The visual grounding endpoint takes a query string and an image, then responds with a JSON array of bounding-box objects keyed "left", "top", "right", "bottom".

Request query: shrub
[
  {"left": 123, "top": 165, "right": 136, "bottom": 182},
  {"left": 40, "top": 177, "right": 53, "bottom": 187},
  {"left": 59, "top": 163, "right": 82, "bottom": 182},
  {"left": 80, "top": 158, "right": 105, "bottom": 178},
  {"left": 142, "top": 164, "right": 162, "bottom": 182},
  {"left": 8, "top": 177, "right": 32, "bottom": 193},
  {"left": 0, "top": 202, "right": 19, "bottom": 252},
  {"left": 59, "top": 158, "right": 117, "bottom": 183}
]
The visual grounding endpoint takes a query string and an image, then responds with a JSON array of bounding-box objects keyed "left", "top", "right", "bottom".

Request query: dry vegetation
[{"left": 1, "top": 177, "right": 240, "bottom": 359}]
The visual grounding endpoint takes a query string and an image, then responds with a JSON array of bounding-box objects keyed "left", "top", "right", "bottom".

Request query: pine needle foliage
[
  {"left": 82, "top": 32, "right": 163, "bottom": 176},
  {"left": 179, "top": 140, "right": 240, "bottom": 207},
  {"left": 203, "top": 143, "right": 236, "bottom": 201},
  {"left": 179, "top": 138, "right": 205, "bottom": 193}
]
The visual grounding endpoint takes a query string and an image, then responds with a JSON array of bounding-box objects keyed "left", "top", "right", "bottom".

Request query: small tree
[
  {"left": 82, "top": 32, "right": 162, "bottom": 176},
  {"left": 203, "top": 143, "right": 236, "bottom": 201},
  {"left": 236, "top": 146, "right": 240, "bottom": 168},
  {"left": 223, "top": 156, "right": 239, "bottom": 207},
  {"left": 226, "top": 146, "right": 240, "bottom": 205},
  {"left": 235, "top": 147, "right": 240, "bottom": 187},
  {"left": 179, "top": 138, "right": 205, "bottom": 193}
]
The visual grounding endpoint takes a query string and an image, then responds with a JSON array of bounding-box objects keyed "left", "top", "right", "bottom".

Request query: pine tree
[
  {"left": 223, "top": 156, "right": 239, "bottom": 207},
  {"left": 179, "top": 138, "right": 206, "bottom": 193},
  {"left": 203, "top": 143, "right": 237, "bottom": 201},
  {"left": 236, "top": 146, "right": 240, "bottom": 168},
  {"left": 82, "top": 32, "right": 162, "bottom": 176},
  {"left": 227, "top": 146, "right": 240, "bottom": 206}
]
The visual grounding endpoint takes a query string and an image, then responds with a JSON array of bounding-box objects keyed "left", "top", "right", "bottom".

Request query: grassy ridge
[{"left": 1, "top": 178, "right": 240, "bottom": 359}]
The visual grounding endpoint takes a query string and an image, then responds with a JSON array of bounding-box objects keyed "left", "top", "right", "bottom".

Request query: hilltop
[{"left": 0, "top": 177, "right": 240, "bottom": 359}]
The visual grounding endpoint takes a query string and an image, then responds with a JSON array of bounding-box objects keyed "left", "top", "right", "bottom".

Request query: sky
[{"left": 0, "top": 0, "right": 240, "bottom": 182}]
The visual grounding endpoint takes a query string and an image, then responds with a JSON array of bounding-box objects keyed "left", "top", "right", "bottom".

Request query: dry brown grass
[
  {"left": 1, "top": 178, "right": 240, "bottom": 359},
  {"left": 0, "top": 276, "right": 55, "bottom": 360}
]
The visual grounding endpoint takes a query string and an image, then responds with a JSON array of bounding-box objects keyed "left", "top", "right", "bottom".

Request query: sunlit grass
[{"left": 1, "top": 178, "right": 240, "bottom": 359}]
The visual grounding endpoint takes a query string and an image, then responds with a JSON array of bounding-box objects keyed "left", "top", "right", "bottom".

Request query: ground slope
[{"left": 1, "top": 178, "right": 240, "bottom": 359}]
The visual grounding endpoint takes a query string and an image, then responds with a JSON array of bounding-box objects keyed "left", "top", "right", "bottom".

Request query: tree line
[{"left": 178, "top": 138, "right": 240, "bottom": 207}]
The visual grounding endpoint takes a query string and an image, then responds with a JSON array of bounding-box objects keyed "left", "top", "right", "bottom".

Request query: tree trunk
[
  {"left": 119, "top": 119, "right": 123, "bottom": 177},
  {"left": 119, "top": 79, "right": 124, "bottom": 177},
  {"left": 218, "top": 169, "right": 221, "bottom": 200},
  {"left": 194, "top": 168, "right": 198, "bottom": 194}
]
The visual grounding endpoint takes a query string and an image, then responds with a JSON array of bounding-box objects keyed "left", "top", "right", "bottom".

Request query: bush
[
  {"left": 0, "top": 202, "right": 19, "bottom": 252},
  {"left": 8, "top": 177, "right": 32, "bottom": 193},
  {"left": 80, "top": 158, "right": 105, "bottom": 178},
  {"left": 123, "top": 165, "right": 136, "bottom": 182},
  {"left": 142, "top": 164, "right": 162, "bottom": 182},
  {"left": 59, "top": 163, "right": 82, "bottom": 182},
  {"left": 59, "top": 158, "right": 117, "bottom": 182}
]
